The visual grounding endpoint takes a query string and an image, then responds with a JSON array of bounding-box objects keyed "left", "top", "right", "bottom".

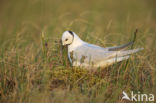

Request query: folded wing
[
  {"left": 107, "top": 41, "right": 133, "bottom": 51},
  {"left": 73, "top": 44, "right": 143, "bottom": 67}
]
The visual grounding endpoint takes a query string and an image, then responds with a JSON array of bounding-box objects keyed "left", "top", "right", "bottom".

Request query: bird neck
[{"left": 68, "top": 34, "right": 84, "bottom": 51}]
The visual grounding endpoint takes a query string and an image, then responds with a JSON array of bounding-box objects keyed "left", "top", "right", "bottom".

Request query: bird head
[{"left": 61, "top": 31, "right": 74, "bottom": 46}]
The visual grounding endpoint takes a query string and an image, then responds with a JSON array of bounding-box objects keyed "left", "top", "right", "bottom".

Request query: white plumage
[{"left": 61, "top": 31, "right": 143, "bottom": 69}]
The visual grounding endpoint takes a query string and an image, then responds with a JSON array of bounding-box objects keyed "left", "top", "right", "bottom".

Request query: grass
[{"left": 0, "top": 0, "right": 156, "bottom": 103}]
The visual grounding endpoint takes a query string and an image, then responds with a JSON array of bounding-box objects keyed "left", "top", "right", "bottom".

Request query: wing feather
[
  {"left": 74, "top": 44, "right": 143, "bottom": 65},
  {"left": 107, "top": 41, "right": 133, "bottom": 51}
]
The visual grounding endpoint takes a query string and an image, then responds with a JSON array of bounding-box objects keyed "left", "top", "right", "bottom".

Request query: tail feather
[
  {"left": 107, "top": 48, "right": 144, "bottom": 59},
  {"left": 116, "top": 48, "right": 144, "bottom": 57}
]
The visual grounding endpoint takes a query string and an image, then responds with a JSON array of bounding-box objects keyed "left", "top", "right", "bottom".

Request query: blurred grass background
[{"left": 0, "top": 0, "right": 156, "bottom": 103}]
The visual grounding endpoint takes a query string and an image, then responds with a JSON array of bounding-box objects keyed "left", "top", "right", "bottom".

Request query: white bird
[{"left": 61, "top": 31, "right": 143, "bottom": 69}]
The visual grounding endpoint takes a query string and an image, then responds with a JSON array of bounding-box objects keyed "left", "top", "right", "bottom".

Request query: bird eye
[{"left": 65, "top": 38, "right": 68, "bottom": 41}]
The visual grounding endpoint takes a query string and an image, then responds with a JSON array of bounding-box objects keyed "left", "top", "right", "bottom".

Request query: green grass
[{"left": 0, "top": 0, "right": 156, "bottom": 103}]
